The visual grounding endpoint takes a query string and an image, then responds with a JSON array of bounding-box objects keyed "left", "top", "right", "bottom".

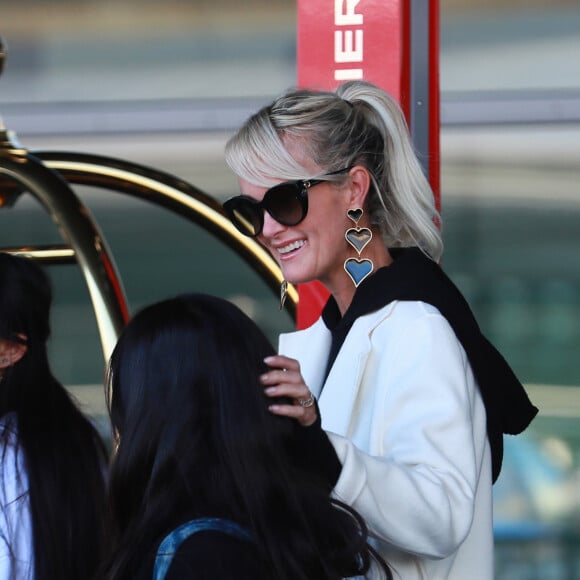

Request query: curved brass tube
[
  {"left": 1, "top": 244, "right": 76, "bottom": 263},
  {"left": 0, "top": 150, "right": 129, "bottom": 360},
  {"left": 1, "top": 39, "right": 296, "bottom": 365},
  {"left": 36, "top": 151, "right": 299, "bottom": 318}
]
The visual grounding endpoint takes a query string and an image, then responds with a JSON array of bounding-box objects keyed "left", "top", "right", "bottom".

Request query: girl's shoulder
[
  {"left": 0, "top": 414, "right": 29, "bottom": 509},
  {"left": 165, "top": 529, "right": 267, "bottom": 579},
  {"left": 0, "top": 413, "right": 24, "bottom": 467},
  {"left": 0, "top": 411, "right": 18, "bottom": 430}
]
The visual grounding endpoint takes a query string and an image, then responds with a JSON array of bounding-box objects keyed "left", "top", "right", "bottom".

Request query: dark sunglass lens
[
  {"left": 229, "top": 200, "right": 262, "bottom": 236},
  {"left": 266, "top": 184, "right": 304, "bottom": 225}
]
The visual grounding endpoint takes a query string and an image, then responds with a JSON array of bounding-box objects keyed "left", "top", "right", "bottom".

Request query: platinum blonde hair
[{"left": 225, "top": 80, "right": 443, "bottom": 261}]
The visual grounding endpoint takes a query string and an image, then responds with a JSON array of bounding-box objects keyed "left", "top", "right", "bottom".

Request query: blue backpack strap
[{"left": 153, "top": 517, "right": 253, "bottom": 580}]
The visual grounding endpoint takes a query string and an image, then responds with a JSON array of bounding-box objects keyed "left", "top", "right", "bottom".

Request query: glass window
[{"left": 2, "top": 1, "right": 580, "bottom": 576}]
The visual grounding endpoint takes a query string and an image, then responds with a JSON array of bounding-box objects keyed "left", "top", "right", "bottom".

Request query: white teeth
[{"left": 278, "top": 240, "right": 305, "bottom": 255}]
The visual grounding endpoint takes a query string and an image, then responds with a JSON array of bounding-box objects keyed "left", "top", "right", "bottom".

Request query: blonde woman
[{"left": 223, "top": 80, "right": 538, "bottom": 580}]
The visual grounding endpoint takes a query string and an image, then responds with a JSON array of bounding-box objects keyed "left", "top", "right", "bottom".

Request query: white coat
[{"left": 279, "top": 300, "right": 493, "bottom": 580}]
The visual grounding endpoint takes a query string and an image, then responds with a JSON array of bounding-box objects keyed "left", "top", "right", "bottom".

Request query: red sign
[
  {"left": 296, "top": 0, "right": 439, "bottom": 329},
  {"left": 298, "top": 0, "right": 407, "bottom": 103}
]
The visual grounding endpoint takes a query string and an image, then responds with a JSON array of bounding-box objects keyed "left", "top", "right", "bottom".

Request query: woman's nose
[{"left": 261, "top": 210, "right": 286, "bottom": 238}]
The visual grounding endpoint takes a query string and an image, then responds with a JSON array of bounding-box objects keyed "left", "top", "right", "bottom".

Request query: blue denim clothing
[{"left": 153, "top": 517, "right": 253, "bottom": 580}]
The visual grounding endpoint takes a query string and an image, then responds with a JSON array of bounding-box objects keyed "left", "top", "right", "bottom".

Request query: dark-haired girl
[
  {"left": 100, "top": 293, "right": 391, "bottom": 579},
  {"left": 0, "top": 253, "right": 107, "bottom": 579}
]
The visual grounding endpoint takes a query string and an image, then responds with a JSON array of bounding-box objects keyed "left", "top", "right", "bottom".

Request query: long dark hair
[
  {"left": 0, "top": 253, "right": 107, "bottom": 580},
  {"left": 102, "top": 293, "right": 391, "bottom": 579}
]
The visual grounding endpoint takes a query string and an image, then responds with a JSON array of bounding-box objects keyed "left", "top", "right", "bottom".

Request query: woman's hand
[{"left": 261, "top": 355, "right": 317, "bottom": 427}]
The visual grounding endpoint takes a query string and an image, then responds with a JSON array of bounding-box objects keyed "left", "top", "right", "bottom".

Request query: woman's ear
[
  {"left": 0, "top": 338, "right": 28, "bottom": 368},
  {"left": 347, "top": 165, "right": 372, "bottom": 209}
]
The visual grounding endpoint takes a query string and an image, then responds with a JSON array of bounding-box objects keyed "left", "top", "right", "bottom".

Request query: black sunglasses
[{"left": 223, "top": 167, "right": 351, "bottom": 238}]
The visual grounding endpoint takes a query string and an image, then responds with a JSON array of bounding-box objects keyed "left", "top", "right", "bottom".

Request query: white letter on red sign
[
  {"left": 335, "top": 30, "right": 363, "bottom": 63},
  {"left": 335, "top": 0, "right": 363, "bottom": 25}
]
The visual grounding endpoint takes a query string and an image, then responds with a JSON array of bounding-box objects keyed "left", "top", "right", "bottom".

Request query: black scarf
[{"left": 321, "top": 247, "right": 538, "bottom": 483}]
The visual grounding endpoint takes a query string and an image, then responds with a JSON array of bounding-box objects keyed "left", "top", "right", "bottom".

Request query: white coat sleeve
[{"left": 328, "top": 310, "right": 487, "bottom": 559}]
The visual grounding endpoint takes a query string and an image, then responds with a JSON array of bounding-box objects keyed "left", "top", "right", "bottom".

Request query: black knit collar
[
  {"left": 322, "top": 247, "right": 428, "bottom": 331},
  {"left": 319, "top": 247, "right": 538, "bottom": 483}
]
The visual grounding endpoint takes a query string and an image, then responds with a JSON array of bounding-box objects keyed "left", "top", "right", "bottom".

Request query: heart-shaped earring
[
  {"left": 345, "top": 227, "right": 372, "bottom": 254},
  {"left": 279, "top": 280, "right": 288, "bottom": 311},
  {"left": 347, "top": 208, "right": 363, "bottom": 225},
  {"left": 344, "top": 207, "right": 374, "bottom": 287},
  {"left": 344, "top": 258, "right": 373, "bottom": 287}
]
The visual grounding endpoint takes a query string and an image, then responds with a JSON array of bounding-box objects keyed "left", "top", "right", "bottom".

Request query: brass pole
[{"left": 0, "top": 149, "right": 129, "bottom": 360}]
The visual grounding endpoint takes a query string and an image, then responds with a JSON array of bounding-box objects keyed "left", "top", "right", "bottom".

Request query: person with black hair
[
  {"left": 100, "top": 293, "right": 392, "bottom": 580},
  {"left": 0, "top": 253, "right": 107, "bottom": 579}
]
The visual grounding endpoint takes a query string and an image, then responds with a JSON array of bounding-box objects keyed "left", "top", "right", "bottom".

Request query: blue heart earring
[{"left": 344, "top": 208, "right": 374, "bottom": 287}]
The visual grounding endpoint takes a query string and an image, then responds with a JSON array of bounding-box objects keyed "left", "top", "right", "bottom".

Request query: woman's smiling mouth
[{"left": 277, "top": 240, "right": 306, "bottom": 256}]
